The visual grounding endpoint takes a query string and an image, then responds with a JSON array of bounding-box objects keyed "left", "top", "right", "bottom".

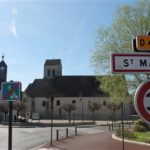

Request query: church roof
[
  {"left": 25, "top": 76, "right": 107, "bottom": 98},
  {"left": 44, "top": 59, "right": 61, "bottom": 66}
]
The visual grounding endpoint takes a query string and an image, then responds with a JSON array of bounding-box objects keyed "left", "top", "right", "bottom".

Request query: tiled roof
[
  {"left": 25, "top": 76, "right": 107, "bottom": 98},
  {"left": 44, "top": 59, "right": 61, "bottom": 66}
]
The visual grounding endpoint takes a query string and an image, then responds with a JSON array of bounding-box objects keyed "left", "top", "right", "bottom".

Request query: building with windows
[{"left": 25, "top": 59, "right": 131, "bottom": 120}]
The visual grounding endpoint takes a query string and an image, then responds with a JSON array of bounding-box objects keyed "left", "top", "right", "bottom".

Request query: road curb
[
  {"left": 112, "top": 134, "right": 150, "bottom": 146},
  {"left": 29, "top": 141, "right": 49, "bottom": 150}
]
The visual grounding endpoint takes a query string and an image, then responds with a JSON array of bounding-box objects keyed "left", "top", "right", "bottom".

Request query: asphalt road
[
  {"left": 0, "top": 126, "right": 64, "bottom": 150},
  {"left": 0, "top": 125, "right": 105, "bottom": 150},
  {"left": 0, "top": 127, "right": 50, "bottom": 150}
]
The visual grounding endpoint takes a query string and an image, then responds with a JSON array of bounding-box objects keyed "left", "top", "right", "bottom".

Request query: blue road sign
[{"left": 2, "top": 82, "right": 21, "bottom": 101}]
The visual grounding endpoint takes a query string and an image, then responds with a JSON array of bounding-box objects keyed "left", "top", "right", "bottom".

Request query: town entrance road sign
[
  {"left": 134, "top": 80, "right": 150, "bottom": 125},
  {"left": 2, "top": 82, "right": 21, "bottom": 101},
  {"left": 111, "top": 53, "right": 150, "bottom": 73},
  {"left": 136, "top": 35, "right": 150, "bottom": 50}
]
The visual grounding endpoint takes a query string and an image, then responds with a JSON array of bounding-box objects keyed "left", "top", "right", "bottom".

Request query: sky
[{"left": 0, "top": 0, "right": 134, "bottom": 90}]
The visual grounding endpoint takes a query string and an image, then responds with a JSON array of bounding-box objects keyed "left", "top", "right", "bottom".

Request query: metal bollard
[
  {"left": 56, "top": 130, "right": 59, "bottom": 141},
  {"left": 66, "top": 128, "right": 68, "bottom": 137},
  {"left": 129, "top": 122, "right": 131, "bottom": 128},
  {"left": 109, "top": 124, "right": 110, "bottom": 131},
  {"left": 75, "top": 127, "right": 77, "bottom": 135},
  {"left": 112, "top": 123, "right": 113, "bottom": 130}
]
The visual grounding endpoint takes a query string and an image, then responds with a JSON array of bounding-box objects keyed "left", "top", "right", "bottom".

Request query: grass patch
[
  {"left": 116, "top": 128, "right": 150, "bottom": 143},
  {"left": 133, "top": 132, "right": 150, "bottom": 143}
]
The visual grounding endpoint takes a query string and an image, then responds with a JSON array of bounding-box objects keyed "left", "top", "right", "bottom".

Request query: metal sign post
[
  {"left": 1, "top": 81, "right": 21, "bottom": 150},
  {"left": 8, "top": 101, "right": 13, "bottom": 150}
]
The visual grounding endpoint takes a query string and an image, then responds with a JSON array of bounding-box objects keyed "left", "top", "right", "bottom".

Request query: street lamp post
[
  {"left": 79, "top": 92, "right": 84, "bottom": 122},
  {"left": 50, "top": 96, "right": 54, "bottom": 147}
]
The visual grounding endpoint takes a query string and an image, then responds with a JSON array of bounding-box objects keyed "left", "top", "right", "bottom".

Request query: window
[
  {"left": 42, "top": 101, "right": 46, "bottom": 107},
  {"left": 72, "top": 100, "right": 76, "bottom": 104},
  {"left": 103, "top": 101, "right": 106, "bottom": 106},
  {"left": 47, "top": 69, "right": 50, "bottom": 76},
  {"left": 56, "top": 100, "right": 60, "bottom": 106}
]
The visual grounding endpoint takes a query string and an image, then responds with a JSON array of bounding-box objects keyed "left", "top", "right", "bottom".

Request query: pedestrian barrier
[
  {"left": 108, "top": 121, "right": 134, "bottom": 131},
  {"left": 56, "top": 127, "right": 78, "bottom": 141}
]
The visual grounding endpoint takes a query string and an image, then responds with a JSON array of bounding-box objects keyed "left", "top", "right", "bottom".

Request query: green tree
[
  {"left": 98, "top": 75, "right": 132, "bottom": 123},
  {"left": 91, "top": 0, "right": 150, "bottom": 86},
  {"left": 62, "top": 103, "right": 76, "bottom": 123},
  {"left": 88, "top": 102, "right": 101, "bottom": 122},
  {"left": 107, "top": 102, "right": 121, "bottom": 128},
  {"left": 98, "top": 75, "right": 128, "bottom": 103}
]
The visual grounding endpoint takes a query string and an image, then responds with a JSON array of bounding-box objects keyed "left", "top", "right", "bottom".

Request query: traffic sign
[
  {"left": 134, "top": 80, "right": 150, "bottom": 125},
  {"left": 111, "top": 53, "right": 150, "bottom": 73},
  {"left": 136, "top": 35, "right": 150, "bottom": 50},
  {"left": 2, "top": 82, "right": 21, "bottom": 101}
]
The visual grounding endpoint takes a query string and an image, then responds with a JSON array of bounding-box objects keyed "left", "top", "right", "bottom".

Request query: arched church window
[
  {"left": 42, "top": 101, "right": 46, "bottom": 107},
  {"left": 56, "top": 100, "right": 60, "bottom": 106},
  {"left": 72, "top": 100, "right": 76, "bottom": 104}
]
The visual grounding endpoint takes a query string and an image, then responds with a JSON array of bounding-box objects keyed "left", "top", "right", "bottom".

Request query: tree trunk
[
  {"left": 93, "top": 111, "right": 95, "bottom": 122},
  {"left": 69, "top": 112, "right": 71, "bottom": 123},
  {"left": 112, "top": 111, "right": 114, "bottom": 130},
  {"left": 114, "top": 110, "right": 116, "bottom": 122}
]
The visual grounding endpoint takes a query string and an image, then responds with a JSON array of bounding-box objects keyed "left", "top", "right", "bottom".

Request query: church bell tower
[
  {"left": 44, "top": 59, "right": 62, "bottom": 79},
  {"left": 0, "top": 55, "right": 7, "bottom": 82}
]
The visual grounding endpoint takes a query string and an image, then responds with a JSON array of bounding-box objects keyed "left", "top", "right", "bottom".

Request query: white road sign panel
[{"left": 111, "top": 53, "right": 150, "bottom": 73}]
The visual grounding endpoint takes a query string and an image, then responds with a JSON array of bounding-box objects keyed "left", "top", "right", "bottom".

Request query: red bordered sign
[
  {"left": 111, "top": 53, "right": 150, "bottom": 73},
  {"left": 134, "top": 80, "right": 150, "bottom": 124}
]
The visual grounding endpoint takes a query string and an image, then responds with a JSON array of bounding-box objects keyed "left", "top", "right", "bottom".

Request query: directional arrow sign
[
  {"left": 2, "top": 82, "right": 21, "bottom": 101},
  {"left": 111, "top": 53, "right": 150, "bottom": 73}
]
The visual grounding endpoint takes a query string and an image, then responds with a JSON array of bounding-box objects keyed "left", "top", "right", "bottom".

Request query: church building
[{"left": 25, "top": 59, "right": 131, "bottom": 120}]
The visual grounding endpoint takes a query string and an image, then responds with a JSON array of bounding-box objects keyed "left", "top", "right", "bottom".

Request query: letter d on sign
[{"left": 140, "top": 39, "right": 145, "bottom": 46}]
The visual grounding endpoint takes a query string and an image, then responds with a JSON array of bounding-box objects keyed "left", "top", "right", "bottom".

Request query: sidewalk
[{"left": 38, "top": 132, "right": 150, "bottom": 150}]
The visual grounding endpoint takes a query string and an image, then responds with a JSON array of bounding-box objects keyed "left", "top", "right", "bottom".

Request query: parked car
[{"left": 17, "top": 116, "right": 27, "bottom": 122}]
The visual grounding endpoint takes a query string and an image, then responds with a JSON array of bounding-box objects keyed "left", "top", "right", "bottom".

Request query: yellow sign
[{"left": 136, "top": 35, "right": 150, "bottom": 50}]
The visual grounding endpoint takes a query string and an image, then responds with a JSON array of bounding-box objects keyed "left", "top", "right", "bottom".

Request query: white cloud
[
  {"left": 10, "top": 19, "right": 18, "bottom": 38},
  {"left": 0, "top": 7, "right": 18, "bottom": 38},
  {"left": 10, "top": 7, "right": 18, "bottom": 38}
]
